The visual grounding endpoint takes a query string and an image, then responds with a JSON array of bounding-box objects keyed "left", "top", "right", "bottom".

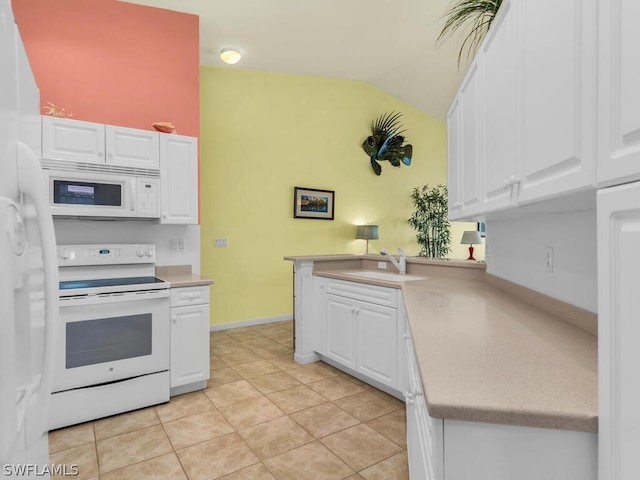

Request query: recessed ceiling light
[{"left": 220, "top": 48, "right": 242, "bottom": 65}]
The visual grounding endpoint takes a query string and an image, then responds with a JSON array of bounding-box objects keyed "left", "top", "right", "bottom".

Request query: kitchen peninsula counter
[{"left": 286, "top": 254, "right": 597, "bottom": 433}]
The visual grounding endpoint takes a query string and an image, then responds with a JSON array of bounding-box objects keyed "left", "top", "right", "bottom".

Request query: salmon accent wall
[{"left": 11, "top": 0, "right": 199, "bottom": 138}]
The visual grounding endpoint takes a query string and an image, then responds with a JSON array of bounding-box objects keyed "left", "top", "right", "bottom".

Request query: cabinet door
[
  {"left": 598, "top": 181, "right": 640, "bottom": 480},
  {"left": 160, "top": 134, "right": 198, "bottom": 224},
  {"left": 406, "top": 335, "right": 444, "bottom": 480},
  {"left": 480, "top": 0, "right": 518, "bottom": 213},
  {"left": 356, "top": 301, "right": 397, "bottom": 389},
  {"left": 518, "top": 0, "right": 597, "bottom": 202},
  {"left": 42, "top": 116, "right": 105, "bottom": 164},
  {"left": 170, "top": 303, "right": 210, "bottom": 388},
  {"left": 597, "top": 0, "right": 640, "bottom": 187},
  {"left": 325, "top": 294, "right": 357, "bottom": 370},
  {"left": 313, "top": 277, "right": 328, "bottom": 355},
  {"left": 447, "top": 95, "right": 463, "bottom": 220},
  {"left": 106, "top": 126, "right": 160, "bottom": 169},
  {"left": 458, "top": 62, "right": 481, "bottom": 218}
]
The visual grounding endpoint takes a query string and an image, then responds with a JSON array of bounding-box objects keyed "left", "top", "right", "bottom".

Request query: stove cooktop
[{"left": 59, "top": 276, "right": 164, "bottom": 291}]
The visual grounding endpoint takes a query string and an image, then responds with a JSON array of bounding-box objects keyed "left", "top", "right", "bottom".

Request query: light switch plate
[
  {"left": 215, "top": 238, "right": 228, "bottom": 248},
  {"left": 377, "top": 261, "right": 387, "bottom": 269}
]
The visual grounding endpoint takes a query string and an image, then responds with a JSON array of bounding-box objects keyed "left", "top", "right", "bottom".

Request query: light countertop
[
  {"left": 155, "top": 265, "right": 214, "bottom": 288},
  {"left": 313, "top": 267, "right": 597, "bottom": 433}
]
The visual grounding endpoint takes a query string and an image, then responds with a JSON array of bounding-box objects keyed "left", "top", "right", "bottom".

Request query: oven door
[{"left": 53, "top": 289, "right": 170, "bottom": 392}]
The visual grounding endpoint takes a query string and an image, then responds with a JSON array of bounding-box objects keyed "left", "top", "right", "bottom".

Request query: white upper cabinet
[
  {"left": 160, "top": 134, "right": 198, "bottom": 224},
  {"left": 518, "top": 0, "right": 597, "bottom": 202},
  {"left": 42, "top": 116, "right": 105, "bottom": 164},
  {"left": 597, "top": 0, "right": 640, "bottom": 187},
  {"left": 447, "top": 96, "right": 462, "bottom": 218},
  {"left": 447, "top": 0, "right": 598, "bottom": 218},
  {"left": 106, "top": 125, "right": 160, "bottom": 169},
  {"left": 42, "top": 117, "right": 162, "bottom": 170},
  {"left": 479, "top": 0, "right": 518, "bottom": 214},
  {"left": 459, "top": 62, "right": 481, "bottom": 216},
  {"left": 448, "top": 62, "right": 481, "bottom": 221}
]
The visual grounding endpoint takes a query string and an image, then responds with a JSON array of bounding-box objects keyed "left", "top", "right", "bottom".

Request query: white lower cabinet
[
  {"left": 316, "top": 278, "right": 401, "bottom": 393},
  {"left": 598, "top": 181, "right": 640, "bottom": 480},
  {"left": 405, "top": 328, "right": 596, "bottom": 480},
  {"left": 169, "top": 286, "right": 210, "bottom": 395},
  {"left": 406, "top": 332, "right": 443, "bottom": 480},
  {"left": 325, "top": 294, "right": 357, "bottom": 370}
]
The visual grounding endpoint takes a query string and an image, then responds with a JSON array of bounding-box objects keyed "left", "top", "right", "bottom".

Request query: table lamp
[
  {"left": 356, "top": 225, "right": 378, "bottom": 254},
  {"left": 461, "top": 230, "right": 482, "bottom": 261}
]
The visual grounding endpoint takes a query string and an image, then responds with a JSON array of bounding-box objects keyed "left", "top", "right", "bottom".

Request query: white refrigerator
[{"left": 0, "top": 0, "right": 59, "bottom": 478}]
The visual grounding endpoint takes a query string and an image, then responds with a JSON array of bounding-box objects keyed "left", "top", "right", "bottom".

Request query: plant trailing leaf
[
  {"left": 408, "top": 184, "right": 451, "bottom": 258},
  {"left": 437, "top": 0, "right": 503, "bottom": 67}
]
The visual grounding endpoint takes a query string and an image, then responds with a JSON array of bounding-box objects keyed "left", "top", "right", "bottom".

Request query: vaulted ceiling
[{"left": 123, "top": 0, "right": 470, "bottom": 121}]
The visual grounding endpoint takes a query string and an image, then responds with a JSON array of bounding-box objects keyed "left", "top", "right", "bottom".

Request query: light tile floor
[{"left": 48, "top": 320, "right": 409, "bottom": 480}]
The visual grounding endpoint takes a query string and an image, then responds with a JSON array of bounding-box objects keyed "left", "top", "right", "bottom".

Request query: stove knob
[
  {"left": 136, "top": 248, "right": 145, "bottom": 257},
  {"left": 59, "top": 250, "right": 70, "bottom": 260},
  {"left": 145, "top": 248, "right": 153, "bottom": 257}
]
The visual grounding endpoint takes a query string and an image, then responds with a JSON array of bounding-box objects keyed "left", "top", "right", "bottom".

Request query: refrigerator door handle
[{"left": 15, "top": 141, "right": 59, "bottom": 429}]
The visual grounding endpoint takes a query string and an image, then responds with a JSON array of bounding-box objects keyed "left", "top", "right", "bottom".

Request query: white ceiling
[{"left": 123, "top": 0, "right": 470, "bottom": 121}]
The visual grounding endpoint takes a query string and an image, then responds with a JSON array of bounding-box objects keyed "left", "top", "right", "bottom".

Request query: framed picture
[{"left": 293, "top": 187, "right": 335, "bottom": 220}]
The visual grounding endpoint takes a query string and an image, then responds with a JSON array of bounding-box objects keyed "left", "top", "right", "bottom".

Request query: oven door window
[{"left": 66, "top": 314, "right": 152, "bottom": 368}]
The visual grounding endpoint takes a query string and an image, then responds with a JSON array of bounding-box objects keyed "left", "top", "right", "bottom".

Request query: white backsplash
[
  {"left": 485, "top": 209, "right": 597, "bottom": 313},
  {"left": 53, "top": 219, "right": 200, "bottom": 273}
]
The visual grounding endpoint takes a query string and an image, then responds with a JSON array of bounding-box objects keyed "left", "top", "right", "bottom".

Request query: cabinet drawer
[
  {"left": 325, "top": 278, "right": 397, "bottom": 308},
  {"left": 170, "top": 286, "right": 210, "bottom": 307}
]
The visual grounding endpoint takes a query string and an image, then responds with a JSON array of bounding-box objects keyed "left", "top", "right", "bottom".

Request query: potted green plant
[
  {"left": 437, "top": 0, "right": 503, "bottom": 66},
  {"left": 408, "top": 184, "right": 451, "bottom": 258}
]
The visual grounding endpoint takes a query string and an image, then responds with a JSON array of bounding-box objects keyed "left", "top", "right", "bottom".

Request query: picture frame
[{"left": 293, "top": 187, "right": 335, "bottom": 220}]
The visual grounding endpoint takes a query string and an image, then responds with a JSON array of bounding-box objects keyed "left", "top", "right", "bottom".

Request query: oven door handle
[
  {"left": 16, "top": 141, "right": 59, "bottom": 432},
  {"left": 60, "top": 289, "right": 171, "bottom": 306}
]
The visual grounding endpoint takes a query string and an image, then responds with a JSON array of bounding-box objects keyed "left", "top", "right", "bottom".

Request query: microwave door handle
[{"left": 129, "top": 179, "right": 136, "bottom": 212}]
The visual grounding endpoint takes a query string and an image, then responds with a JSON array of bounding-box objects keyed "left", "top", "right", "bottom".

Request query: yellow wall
[{"left": 200, "top": 67, "right": 484, "bottom": 326}]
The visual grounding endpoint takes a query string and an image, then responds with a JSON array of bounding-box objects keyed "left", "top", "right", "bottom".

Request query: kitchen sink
[{"left": 343, "top": 271, "right": 425, "bottom": 282}]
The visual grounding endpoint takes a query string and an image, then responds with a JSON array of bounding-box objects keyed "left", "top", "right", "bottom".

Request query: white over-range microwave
[{"left": 44, "top": 169, "right": 160, "bottom": 219}]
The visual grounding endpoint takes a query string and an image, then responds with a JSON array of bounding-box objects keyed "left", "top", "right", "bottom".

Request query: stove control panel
[{"left": 57, "top": 244, "right": 156, "bottom": 266}]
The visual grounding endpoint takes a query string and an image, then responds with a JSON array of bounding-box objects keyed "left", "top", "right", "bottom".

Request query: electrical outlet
[
  {"left": 215, "top": 238, "right": 228, "bottom": 248},
  {"left": 545, "top": 247, "right": 553, "bottom": 272},
  {"left": 377, "top": 261, "right": 387, "bottom": 270},
  {"left": 170, "top": 239, "right": 184, "bottom": 253}
]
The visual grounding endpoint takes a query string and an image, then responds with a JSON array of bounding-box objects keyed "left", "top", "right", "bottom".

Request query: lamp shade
[
  {"left": 356, "top": 225, "right": 379, "bottom": 240},
  {"left": 461, "top": 230, "right": 482, "bottom": 245}
]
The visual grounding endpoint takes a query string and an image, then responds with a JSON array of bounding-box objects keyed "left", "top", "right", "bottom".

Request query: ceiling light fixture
[{"left": 220, "top": 48, "right": 242, "bottom": 65}]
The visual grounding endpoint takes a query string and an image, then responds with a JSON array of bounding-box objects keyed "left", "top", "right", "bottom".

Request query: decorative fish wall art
[{"left": 362, "top": 112, "right": 413, "bottom": 175}]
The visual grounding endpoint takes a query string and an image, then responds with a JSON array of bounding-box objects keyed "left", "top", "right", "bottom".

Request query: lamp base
[{"left": 467, "top": 245, "right": 476, "bottom": 261}]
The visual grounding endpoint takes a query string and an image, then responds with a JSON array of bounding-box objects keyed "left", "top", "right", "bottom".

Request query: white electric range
[{"left": 50, "top": 244, "right": 171, "bottom": 430}]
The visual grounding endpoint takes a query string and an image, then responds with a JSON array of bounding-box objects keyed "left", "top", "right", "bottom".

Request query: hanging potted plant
[
  {"left": 437, "top": 0, "right": 503, "bottom": 66},
  {"left": 408, "top": 184, "right": 451, "bottom": 258}
]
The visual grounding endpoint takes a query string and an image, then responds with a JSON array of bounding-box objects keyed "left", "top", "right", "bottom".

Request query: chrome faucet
[{"left": 380, "top": 247, "right": 406, "bottom": 274}]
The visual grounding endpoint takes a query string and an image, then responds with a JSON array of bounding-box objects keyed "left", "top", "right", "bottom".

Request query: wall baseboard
[{"left": 210, "top": 314, "right": 293, "bottom": 332}]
